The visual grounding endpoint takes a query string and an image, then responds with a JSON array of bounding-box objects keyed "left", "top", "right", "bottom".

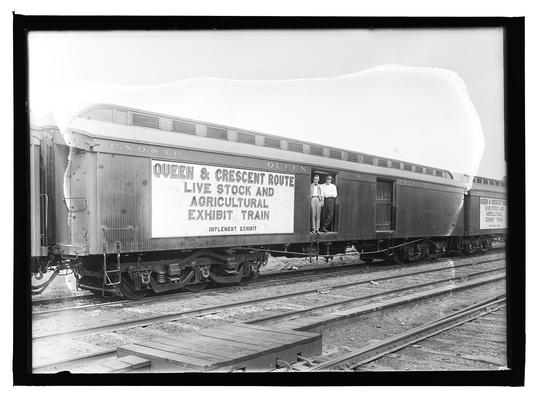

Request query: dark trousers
[{"left": 321, "top": 197, "right": 335, "bottom": 230}]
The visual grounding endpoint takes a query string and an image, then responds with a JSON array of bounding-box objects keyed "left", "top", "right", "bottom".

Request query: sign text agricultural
[{"left": 151, "top": 160, "right": 295, "bottom": 237}]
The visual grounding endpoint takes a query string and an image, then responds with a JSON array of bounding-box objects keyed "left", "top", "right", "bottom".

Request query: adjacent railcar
[
  {"left": 461, "top": 176, "right": 507, "bottom": 251},
  {"left": 30, "top": 124, "right": 71, "bottom": 294},
  {"left": 30, "top": 104, "right": 506, "bottom": 298}
]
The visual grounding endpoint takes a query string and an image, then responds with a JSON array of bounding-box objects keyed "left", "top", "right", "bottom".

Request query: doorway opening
[{"left": 311, "top": 170, "right": 338, "bottom": 233}]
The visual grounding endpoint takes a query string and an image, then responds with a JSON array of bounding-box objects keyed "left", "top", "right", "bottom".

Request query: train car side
[
  {"left": 30, "top": 104, "right": 504, "bottom": 298},
  {"left": 462, "top": 177, "right": 507, "bottom": 251}
]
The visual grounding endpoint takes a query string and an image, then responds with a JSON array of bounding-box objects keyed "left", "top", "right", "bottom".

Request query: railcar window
[
  {"left": 172, "top": 120, "right": 196, "bottom": 134},
  {"left": 363, "top": 155, "right": 374, "bottom": 165},
  {"left": 329, "top": 149, "right": 342, "bottom": 159},
  {"left": 206, "top": 127, "right": 228, "bottom": 140},
  {"left": 132, "top": 113, "right": 160, "bottom": 129},
  {"left": 310, "top": 146, "right": 324, "bottom": 156},
  {"left": 425, "top": 168, "right": 434, "bottom": 175},
  {"left": 348, "top": 152, "right": 359, "bottom": 162},
  {"left": 237, "top": 132, "right": 256, "bottom": 144},
  {"left": 264, "top": 137, "right": 281, "bottom": 149},
  {"left": 435, "top": 170, "right": 443, "bottom": 177},
  {"left": 288, "top": 142, "right": 303, "bottom": 152},
  {"left": 403, "top": 163, "right": 413, "bottom": 171},
  {"left": 378, "top": 158, "right": 389, "bottom": 168},
  {"left": 391, "top": 161, "right": 401, "bottom": 169}
]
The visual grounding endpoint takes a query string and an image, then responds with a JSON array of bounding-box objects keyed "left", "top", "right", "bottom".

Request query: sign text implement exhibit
[
  {"left": 151, "top": 160, "right": 295, "bottom": 237},
  {"left": 479, "top": 197, "right": 507, "bottom": 229}
]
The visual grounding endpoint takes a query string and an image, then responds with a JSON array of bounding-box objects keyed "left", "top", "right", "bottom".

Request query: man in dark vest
[{"left": 320, "top": 175, "right": 337, "bottom": 232}]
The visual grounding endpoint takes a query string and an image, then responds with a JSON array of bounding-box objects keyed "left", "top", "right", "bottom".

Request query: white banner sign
[
  {"left": 479, "top": 197, "right": 507, "bottom": 229},
  {"left": 151, "top": 160, "right": 295, "bottom": 238}
]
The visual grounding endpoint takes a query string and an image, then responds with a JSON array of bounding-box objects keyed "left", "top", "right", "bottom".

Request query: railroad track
[
  {"left": 33, "top": 250, "right": 505, "bottom": 316},
  {"left": 31, "top": 256, "right": 391, "bottom": 310},
  {"left": 33, "top": 257, "right": 505, "bottom": 337},
  {"left": 31, "top": 258, "right": 389, "bottom": 314},
  {"left": 33, "top": 258, "right": 505, "bottom": 372},
  {"left": 306, "top": 295, "right": 507, "bottom": 371}
]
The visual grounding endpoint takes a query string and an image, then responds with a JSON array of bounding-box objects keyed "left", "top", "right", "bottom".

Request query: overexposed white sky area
[{"left": 28, "top": 29, "right": 505, "bottom": 179}]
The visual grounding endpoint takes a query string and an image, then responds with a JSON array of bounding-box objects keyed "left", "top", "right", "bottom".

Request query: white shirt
[{"left": 321, "top": 183, "right": 338, "bottom": 198}]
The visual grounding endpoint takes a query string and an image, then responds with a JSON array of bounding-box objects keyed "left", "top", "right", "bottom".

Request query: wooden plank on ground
[
  {"left": 158, "top": 331, "right": 263, "bottom": 352},
  {"left": 151, "top": 336, "right": 256, "bottom": 359},
  {"left": 137, "top": 340, "right": 228, "bottom": 364},
  {"left": 117, "top": 343, "right": 207, "bottom": 370},
  {"left": 117, "top": 322, "right": 323, "bottom": 372}
]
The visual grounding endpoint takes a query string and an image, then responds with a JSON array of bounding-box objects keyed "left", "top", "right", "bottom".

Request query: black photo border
[{"left": 13, "top": 15, "right": 525, "bottom": 386}]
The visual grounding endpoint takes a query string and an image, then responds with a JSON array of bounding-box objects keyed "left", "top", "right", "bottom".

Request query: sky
[{"left": 28, "top": 29, "right": 505, "bottom": 179}]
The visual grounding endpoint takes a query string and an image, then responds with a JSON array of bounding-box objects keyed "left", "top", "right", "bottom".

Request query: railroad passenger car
[
  {"left": 30, "top": 104, "right": 506, "bottom": 298},
  {"left": 461, "top": 176, "right": 507, "bottom": 251}
]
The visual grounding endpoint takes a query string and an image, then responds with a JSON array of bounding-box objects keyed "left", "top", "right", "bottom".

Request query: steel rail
[
  {"left": 32, "top": 248, "right": 505, "bottom": 309},
  {"left": 308, "top": 295, "right": 506, "bottom": 371},
  {"left": 31, "top": 258, "right": 391, "bottom": 311},
  {"left": 243, "top": 267, "right": 505, "bottom": 325},
  {"left": 34, "top": 269, "right": 505, "bottom": 373},
  {"left": 32, "top": 259, "right": 391, "bottom": 315},
  {"left": 32, "top": 254, "right": 505, "bottom": 318},
  {"left": 33, "top": 263, "right": 505, "bottom": 343}
]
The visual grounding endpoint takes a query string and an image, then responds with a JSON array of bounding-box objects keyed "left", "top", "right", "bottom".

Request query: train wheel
[
  {"left": 462, "top": 240, "right": 475, "bottom": 255},
  {"left": 237, "top": 262, "right": 261, "bottom": 286},
  {"left": 391, "top": 251, "right": 404, "bottom": 264},
  {"left": 119, "top": 276, "right": 149, "bottom": 300},
  {"left": 425, "top": 241, "right": 441, "bottom": 260},
  {"left": 478, "top": 237, "right": 490, "bottom": 253}
]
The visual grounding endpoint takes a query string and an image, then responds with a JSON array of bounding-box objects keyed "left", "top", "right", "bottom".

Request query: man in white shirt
[{"left": 320, "top": 175, "right": 337, "bottom": 232}]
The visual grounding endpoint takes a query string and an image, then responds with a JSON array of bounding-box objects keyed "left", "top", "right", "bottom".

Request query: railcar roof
[
  {"left": 65, "top": 103, "right": 468, "bottom": 188},
  {"left": 470, "top": 176, "right": 507, "bottom": 194}
]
